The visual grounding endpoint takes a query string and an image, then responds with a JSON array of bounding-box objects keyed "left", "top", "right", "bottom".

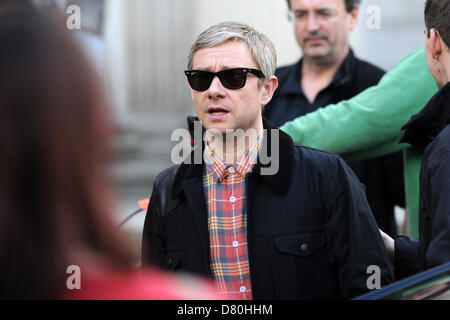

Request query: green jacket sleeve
[{"left": 280, "top": 47, "right": 438, "bottom": 161}]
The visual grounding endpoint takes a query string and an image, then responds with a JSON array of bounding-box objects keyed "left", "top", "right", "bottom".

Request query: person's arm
[
  {"left": 379, "top": 228, "right": 421, "bottom": 281},
  {"left": 280, "top": 48, "right": 438, "bottom": 160},
  {"left": 380, "top": 151, "right": 450, "bottom": 280},
  {"left": 425, "top": 150, "right": 450, "bottom": 268},
  {"left": 325, "top": 157, "right": 394, "bottom": 298}
]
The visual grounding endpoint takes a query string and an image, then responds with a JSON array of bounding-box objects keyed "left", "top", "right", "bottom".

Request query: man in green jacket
[{"left": 280, "top": 47, "right": 438, "bottom": 240}]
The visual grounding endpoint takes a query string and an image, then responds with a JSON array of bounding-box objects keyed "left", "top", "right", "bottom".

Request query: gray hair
[{"left": 187, "top": 21, "right": 277, "bottom": 79}]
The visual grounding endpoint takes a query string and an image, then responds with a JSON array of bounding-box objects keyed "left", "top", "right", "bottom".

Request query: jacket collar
[
  {"left": 171, "top": 118, "right": 294, "bottom": 198},
  {"left": 279, "top": 48, "right": 355, "bottom": 96},
  {"left": 400, "top": 82, "right": 450, "bottom": 151}
]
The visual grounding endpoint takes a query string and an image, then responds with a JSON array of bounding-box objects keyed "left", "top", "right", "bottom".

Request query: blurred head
[
  {"left": 0, "top": 4, "right": 132, "bottom": 299},
  {"left": 286, "top": 0, "right": 361, "bottom": 11},
  {"left": 186, "top": 22, "right": 278, "bottom": 134},
  {"left": 424, "top": 0, "right": 450, "bottom": 88},
  {"left": 286, "top": 0, "right": 360, "bottom": 64}
]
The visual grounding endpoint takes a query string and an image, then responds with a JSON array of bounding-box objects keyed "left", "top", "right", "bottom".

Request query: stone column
[{"left": 104, "top": 0, "right": 195, "bottom": 117}]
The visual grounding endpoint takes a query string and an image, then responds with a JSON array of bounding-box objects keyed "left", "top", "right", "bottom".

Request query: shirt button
[
  {"left": 228, "top": 167, "right": 236, "bottom": 174},
  {"left": 229, "top": 196, "right": 236, "bottom": 203},
  {"left": 300, "top": 243, "right": 308, "bottom": 251},
  {"left": 240, "top": 286, "right": 246, "bottom": 293},
  {"left": 233, "top": 241, "right": 239, "bottom": 247}
]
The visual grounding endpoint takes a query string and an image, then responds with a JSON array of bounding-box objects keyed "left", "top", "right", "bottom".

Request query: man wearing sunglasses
[
  {"left": 142, "top": 21, "right": 393, "bottom": 299},
  {"left": 263, "top": 0, "right": 405, "bottom": 239}
]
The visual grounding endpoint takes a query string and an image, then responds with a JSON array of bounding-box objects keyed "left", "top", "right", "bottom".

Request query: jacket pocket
[
  {"left": 165, "top": 245, "right": 184, "bottom": 270},
  {"left": 274, "top": 232, "right": 325, "bottom": 258},
  {"left": 273, "top": 232, "right": 333, "bottom": 298}
]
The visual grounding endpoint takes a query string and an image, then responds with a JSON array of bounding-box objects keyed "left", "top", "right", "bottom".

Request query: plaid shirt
[{"left": 203, "top": 137, "right": 261, "bottom": 300}]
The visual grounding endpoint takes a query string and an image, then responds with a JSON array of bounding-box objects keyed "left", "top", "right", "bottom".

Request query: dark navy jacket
[
  {"left": 396, "top": 82, "right": 450, "bottom": 279},
  {"left": 142, "top": 120, "right": 394, "bottom": 299}
]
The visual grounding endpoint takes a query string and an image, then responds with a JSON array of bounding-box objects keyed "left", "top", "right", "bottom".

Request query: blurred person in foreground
[
  {"left": 142, "top": 21, "right": 393, "bottom": 300},
  {"left": 0, "top": 3, "right": 218, "bottom": 300},
  {"left": 380, "top": 0, "right": 450, "bottom": 279}
]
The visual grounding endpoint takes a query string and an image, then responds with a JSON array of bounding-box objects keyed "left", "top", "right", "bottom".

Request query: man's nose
[
  {"left": 207, "top": 75, "right": 226, "bottom": 97},
  {"left": 306, "top": 14, "right": 320, "bottom": 32}
]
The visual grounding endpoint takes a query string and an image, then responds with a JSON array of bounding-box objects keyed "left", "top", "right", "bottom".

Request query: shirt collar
[
  {"left": 171, "top": 118, "right": 296, "bottom": 198},
  {"left": 204, "top": 134, "right": 262, "bottom": 183},
  {"left": 400, "top": 81, "right": 450, "bottom": 150}
]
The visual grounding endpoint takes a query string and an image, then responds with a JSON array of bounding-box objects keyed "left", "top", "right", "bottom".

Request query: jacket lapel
[
  {"left": 255, "top": 119, "right": 294, "bottom": 195},
  {"left": 181, "top": 176, "right": 210, "bottom": 262},
  {"left": 171, "top": 150, "right": 210, "bottom": 267}
]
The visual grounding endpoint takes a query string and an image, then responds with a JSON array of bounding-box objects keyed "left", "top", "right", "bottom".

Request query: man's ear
[
  {"left": 428, "top": 28, "right": 443, "bottom": 60},
  {"left": 348, "top": 4, "right": 360, "bottom": 31},
  {"left": 260, "top": 76, "right": 278, "bottom": 107}
]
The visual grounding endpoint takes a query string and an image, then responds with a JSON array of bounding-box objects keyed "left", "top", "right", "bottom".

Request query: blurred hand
[{"left": 380, "top": 229, "right": 395, "bottom": 263}]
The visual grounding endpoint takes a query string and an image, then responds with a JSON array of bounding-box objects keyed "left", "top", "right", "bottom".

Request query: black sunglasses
[{"left": 184, "top": 68, "right": 265, "bottom": 91}]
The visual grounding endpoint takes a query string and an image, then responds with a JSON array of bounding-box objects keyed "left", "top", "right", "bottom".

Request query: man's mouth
[
  {"left": 305, "top": 37, "right": 325, "bottom": 43},
  {"left": 207, "top": 107, "right": 229, "bottom": 115}
]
